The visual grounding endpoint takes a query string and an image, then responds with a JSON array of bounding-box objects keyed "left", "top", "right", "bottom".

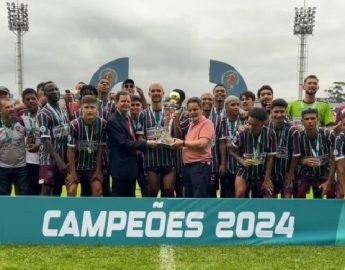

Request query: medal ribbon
[{"left": 84, "top": 124, "right": 94, "bottom": 153}]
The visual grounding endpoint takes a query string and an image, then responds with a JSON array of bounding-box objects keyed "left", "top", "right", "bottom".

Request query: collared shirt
[
  {"left": 0, "top": 117, "right": 26, "bottom": 168},
  {"left": 183, "top": 116, "right": 214, "bottom": 164}
]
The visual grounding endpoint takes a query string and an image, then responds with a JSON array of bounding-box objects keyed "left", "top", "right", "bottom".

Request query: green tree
[{"left": 324, "top": 81, "right": 345, "bottom": 102}]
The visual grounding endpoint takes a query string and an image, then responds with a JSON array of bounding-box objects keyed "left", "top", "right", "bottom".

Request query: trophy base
[{"left": 157, "top": 136, "right": 175, "bottom": 147}]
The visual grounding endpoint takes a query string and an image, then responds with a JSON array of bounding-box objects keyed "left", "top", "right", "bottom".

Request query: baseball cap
[
  {"left": 123, "top": 79, "right": 135, "bottom": 85},
  {"left": 0, "top": 86, "right": 10, "bottom": 94}
]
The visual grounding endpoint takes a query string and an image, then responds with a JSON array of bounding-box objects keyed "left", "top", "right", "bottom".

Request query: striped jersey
[
  {"left": 225, "top": 116, "right": 246, "bottom": 174},
  {"left": 235, "top": 126, "right": 277, "bottom": 180},
  {"left": 209, "top": 108, "right": 227, "bottom": 173},
  {"left": 38, "top": 103, "right": 69, "bottom": 166},
  {"left": 67, "top": 116, "right": 107, "bottom": 171},
  {"left": 334, "top": 132, "right": 345, "bottom": 161},
  {"left": 299, "top": 127, "right": 331, "bottom": 178},
  {"left": 137, "top": 107, "right": 175, "bottom": 169},
  {"left": 179, "top": 111, "right": 190, "bottom": 138},
  {"left": 174, "top": 110, "right": 188, "bottom": 176},
  {"left": 269, "top": 122, "right": 301, "bottom": 181},
  {"left": 98, "top": 99, "right": 116, "bottom": 120}
]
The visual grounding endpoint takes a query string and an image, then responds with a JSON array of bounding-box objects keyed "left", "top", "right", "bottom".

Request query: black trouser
[
  {"left": 184, "top": 162, "right": 211, "bottom": 198},
  {"left": 26, "top": 163, "right": 41, "bottom": 195},
  {"left": 112, "top": 177, "right": 136, "bottom": 197}
]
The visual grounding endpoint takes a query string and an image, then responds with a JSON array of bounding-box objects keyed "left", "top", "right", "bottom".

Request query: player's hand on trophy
[
  {"left": 147, "top": 140, "right": 158, "bottom": 149},
  {"left": 171, "top": 138, "right": 184, "bottom": 149}
]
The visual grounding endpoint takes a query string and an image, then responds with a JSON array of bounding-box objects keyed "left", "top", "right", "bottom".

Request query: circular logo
[
  {"left": 99, "top": 68, "right": 118, "bottom": 87},
  {"left": 221, "top": 70, "right": 239, "bottom": 89}
]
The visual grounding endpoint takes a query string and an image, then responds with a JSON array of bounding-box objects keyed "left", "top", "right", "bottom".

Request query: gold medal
[
  {"left": 251, "top": 158, "right": 260, "bottom": 166},
  {"left": 154, "top": 129, "right": 161, "bottom": 137}
]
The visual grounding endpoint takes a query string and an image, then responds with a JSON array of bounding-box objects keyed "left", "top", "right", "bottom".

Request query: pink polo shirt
[{"left": 183, "top": 116, "right": 214, "bottom": 164}]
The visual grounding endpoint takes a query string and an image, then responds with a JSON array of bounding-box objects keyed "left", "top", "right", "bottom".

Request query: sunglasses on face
[{"left": 124, "top": 84, "right": 134, "bottom": 89}]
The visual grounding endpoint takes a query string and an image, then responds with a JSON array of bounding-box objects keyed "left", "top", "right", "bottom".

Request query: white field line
[{"left": 159, "top": 245, "right": 176, "bottom": 270}]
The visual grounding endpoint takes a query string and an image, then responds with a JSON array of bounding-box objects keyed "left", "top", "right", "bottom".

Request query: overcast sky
[{"left": 0, "top": 0, "right": 344, "bottom": 100}]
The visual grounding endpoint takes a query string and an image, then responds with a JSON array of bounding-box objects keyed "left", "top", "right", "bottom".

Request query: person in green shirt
[{"left": 288, "top": 74, "right": 334, "bottom": 128}]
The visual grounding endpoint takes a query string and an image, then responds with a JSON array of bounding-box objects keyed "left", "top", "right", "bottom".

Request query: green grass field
[{"left": 0, "top": 245, "right": 345, "bottom": 269}]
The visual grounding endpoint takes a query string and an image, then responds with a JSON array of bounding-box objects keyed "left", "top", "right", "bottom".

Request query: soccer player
[
  {"left": 334, "top": 113, "right": 345, "bottom": 198},
  {"left": 201, "top": 92, "right": 226, "bottom": 197},
  {"left": 232, "top": 108, "right": 277, "bottom": 198},
  {"left": 170, "top": 89, "right": 187, "bottom": 198},
  {"left": 257, "top": 85, "right": 273, "bottom": 114},
  {"left": 239, "top": 91, "right": 256, "bottom": 112},
  {"left": 38, "top": 82, "right": 69, "bottom": 196},
  {"left": 19, "top": 88, "right": 41, "bottom": 195},
  {"left": 288, "top": 75, "right": 334, "bottom": 127},
  {"left": 66, "top": 95, "right": 106, "bottom": 196},
  {"left": 296, "top": 108, "right": 335, "bottom": 198},
  {"left": 96, "top": 78, "right": 115, "bottom": 196},
  {"left": 0, "top": 99, "right": 28, "bottom": 195},
  {"left": 222, "top": 95, "right": 246, "bottom": 198},
  {"left": 137, "top": 83, "right": 176, "bottom": 197},
  {"left": 270, "top": 99, "right": 300, "bottom": 198},
  {"left": 212, "top": 84, "right": 227, "bottom": 117},
  {"left": 130, "top": 95, "right": 148, "bottom": 197}
]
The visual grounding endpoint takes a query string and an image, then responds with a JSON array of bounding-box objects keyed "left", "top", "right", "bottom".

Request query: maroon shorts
[
  {"left": 65, "top": 170, "right": 102, "bottom": 187},
  {"left": 147, "top": 167, "right": 175, "bottom": 177},
  {"left": 296, "top": 176, "right": 335, "bottom": 198},
  {"left": 39, "top": 165, "right": 66, "bottom": 186}
]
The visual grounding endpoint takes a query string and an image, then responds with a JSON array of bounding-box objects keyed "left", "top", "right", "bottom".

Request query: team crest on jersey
[
  {"left": 99, "top": 68, "right": 118, "bottom": 87},
  {"left": 221, "top": 70, "right": 239, "bottom": 90}
]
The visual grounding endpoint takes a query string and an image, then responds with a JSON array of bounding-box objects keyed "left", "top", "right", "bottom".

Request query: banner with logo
[
  {"left": 209, "top": 59, "right": 247, "bottom": 97},
  {"left": 89, "top": 57, "right": 129, "bottom": 90},
  {"left": 0, "top": 197, "right": 344, "bottom": 245}
]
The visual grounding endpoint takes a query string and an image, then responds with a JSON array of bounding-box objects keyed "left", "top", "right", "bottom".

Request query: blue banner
[
  {"left": 1, "top": 198, "right": 345, "bottom": 245},
  {"left": 89, "top": 57, "right": 129, "bottom": 90},
  {"left": 209, "top": 59, "right": 247, "bottom": 97}
]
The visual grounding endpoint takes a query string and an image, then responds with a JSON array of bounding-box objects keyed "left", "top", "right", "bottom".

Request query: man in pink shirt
[{"left": 173, "top": 97, "right": 215, "bottom": 198}]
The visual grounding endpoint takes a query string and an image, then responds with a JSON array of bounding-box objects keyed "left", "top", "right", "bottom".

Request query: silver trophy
[{"left": 157, "top": 91, "right": 181, "bottom": 147}]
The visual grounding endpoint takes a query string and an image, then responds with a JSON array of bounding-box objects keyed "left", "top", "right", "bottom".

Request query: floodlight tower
[
  {"left": 293, "top": 3, "right": 316, "bottom": 100},
  {"left": 7, "top": 2, "right": 29, "bottom": 97}
]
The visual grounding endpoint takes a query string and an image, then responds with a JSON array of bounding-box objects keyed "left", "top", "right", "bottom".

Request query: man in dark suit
[{"left": 107, "top": 90, "right": 157, "bottom": 197}]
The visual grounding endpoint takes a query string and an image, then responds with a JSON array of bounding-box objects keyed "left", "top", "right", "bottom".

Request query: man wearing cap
[
  {"left": 122, "top": 79, "right": 148, "bottom": 109},
  {"left": 0, "top": 86, "right": 10, "bottom": 100}
]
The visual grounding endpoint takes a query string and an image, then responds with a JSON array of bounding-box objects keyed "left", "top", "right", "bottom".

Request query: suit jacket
[{"left": 107, "top": 110, "right": 147, "bottom": 180}]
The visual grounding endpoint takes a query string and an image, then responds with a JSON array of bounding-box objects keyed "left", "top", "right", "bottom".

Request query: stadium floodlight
[
  {"left": 6, "top": 2, "right": 29, "bottom": 97},
  {"left": 293, "top": 3, "right": 316, "bottom": 100}
]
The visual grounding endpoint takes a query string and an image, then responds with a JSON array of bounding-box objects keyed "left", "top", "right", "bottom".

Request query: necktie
[{"left": 127, "top": 117, "right": 141, "bottom": 155}]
